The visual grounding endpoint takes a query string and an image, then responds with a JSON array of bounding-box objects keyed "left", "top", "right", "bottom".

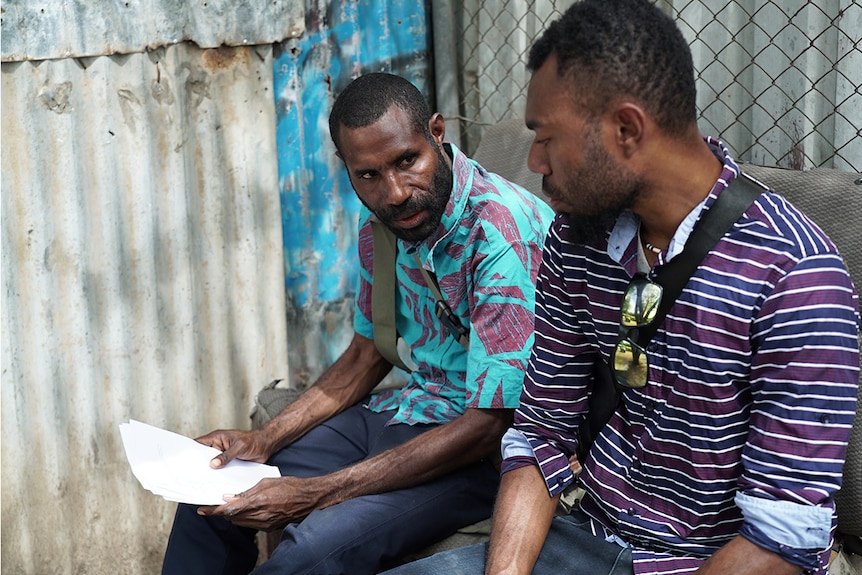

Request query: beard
[
  {"left": 545, "top": 127, "right": 644, "bottom": 246},
  {"left": 373, "top": 145, "right": 453, "bottom": 243},
  {"left": 562, "top": 196, "right": 626, "bottom": 245}
]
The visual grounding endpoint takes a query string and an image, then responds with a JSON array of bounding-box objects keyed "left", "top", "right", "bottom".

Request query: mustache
[
  {"left": 542, "top": 179, "right": 576, "bottom": 209},
  {"left": 375, "top": 196, "right": 430, "bottom": 222}
]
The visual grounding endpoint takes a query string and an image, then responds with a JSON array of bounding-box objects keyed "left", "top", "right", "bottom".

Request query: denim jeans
[
  {"left": 381, "top": 509, "right": 634, "bottom": 575},
  {"left": 161, "top": 403, "right": 501, "bottom": 575}
]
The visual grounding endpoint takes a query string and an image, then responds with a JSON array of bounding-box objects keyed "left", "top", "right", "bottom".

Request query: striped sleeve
[{"left": 510, "top": 215, "right": 617, "bottom": 496}]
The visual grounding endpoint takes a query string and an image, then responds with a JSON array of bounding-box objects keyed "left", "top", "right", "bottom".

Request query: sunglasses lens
[
  {"left": 613, "top": 338, "right": 649, "bottom": 388},
  {"left": 621, "top": 278, "right": 662, "bottom": 327}
]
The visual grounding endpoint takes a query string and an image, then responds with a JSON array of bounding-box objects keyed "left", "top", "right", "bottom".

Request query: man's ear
[
  {"left": 335, "top": 150, "right": 343, "bottom": 161},
  {"left": 428, "top": 113, "right": 446, "bottom": 145},
  {"left": 612, "top": 102, "right": 646, "bottom": 157}
]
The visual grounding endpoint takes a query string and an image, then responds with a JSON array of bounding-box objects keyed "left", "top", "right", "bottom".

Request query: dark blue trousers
[
  {"left": 162, "top": 403, "right": 500, "bottom": 575},
  {"left": 380, "top": 510, "right": 634, "bottom": 575}
]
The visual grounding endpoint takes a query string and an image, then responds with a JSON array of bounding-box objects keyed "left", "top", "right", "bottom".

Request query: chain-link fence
[{"left": 444, "top": 0, "right": 861, "bottom": 172}]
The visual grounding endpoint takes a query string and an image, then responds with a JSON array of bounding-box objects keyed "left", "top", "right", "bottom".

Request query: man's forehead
[
  {"left": 526, "top": 66, "right": 574, "bottom": 125},
  {"left": 338, "top": 117, "right": 426, "bottom": 167}
]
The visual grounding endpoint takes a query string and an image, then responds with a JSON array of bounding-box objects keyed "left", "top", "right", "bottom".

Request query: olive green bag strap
[
  {"left": 370, "top": 218, "right": 413, "bottom": 372},
  {"left": 370, "top": 218, "right": 470, "bottom": 372}
]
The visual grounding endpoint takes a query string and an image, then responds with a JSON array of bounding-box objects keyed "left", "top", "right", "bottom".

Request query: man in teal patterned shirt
[{"left": 162, "top": 73, "right": 554, "bottom": 575}]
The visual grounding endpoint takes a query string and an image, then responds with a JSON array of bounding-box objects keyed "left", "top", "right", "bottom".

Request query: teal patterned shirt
[{"left": 356, "top": 143, "right": 555, "bottom": 425}]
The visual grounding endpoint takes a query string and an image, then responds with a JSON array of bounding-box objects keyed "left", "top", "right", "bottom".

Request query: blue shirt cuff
[
  {"left": 735, "top": 491, "right": 833, "bottom": 572},
  {"left": 500, "top": 428, "right": 539, "bottom": 474},
  {"left": 501, "top": 428, "right": 535, "bottom": 460},
  {"left": 502, "top": 428, "right": 574, "bottom": 496}
]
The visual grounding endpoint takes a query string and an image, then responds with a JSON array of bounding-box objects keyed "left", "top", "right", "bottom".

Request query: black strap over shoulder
[
  {"left": 576, "top": 172, "right": 767, "bottom": 462},
  {"left": 634, "top": 172, "right": 766, "bottom": 348}
]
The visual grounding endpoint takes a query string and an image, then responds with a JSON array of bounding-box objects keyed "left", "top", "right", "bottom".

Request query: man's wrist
[
  {"left": 257, "top": 420, "right": 289, "bottom": 456},
  {"left": 315, "top": 469, "right": 354, "bottom": 509}
]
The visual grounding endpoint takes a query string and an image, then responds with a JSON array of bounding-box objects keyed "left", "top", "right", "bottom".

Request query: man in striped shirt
[{"left": 382, "top": 1, "right": 860, "bottom": 574}]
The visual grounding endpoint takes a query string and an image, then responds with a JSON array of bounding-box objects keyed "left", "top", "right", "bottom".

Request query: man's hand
[
  {"left": 568, "top": 454, "right": 582, "bottom": 476},
  {"left": 695, "top": 536, "right": 802, "bottom": 575},
  {"left": 196, "top": 428, "right": 273, "bottom": 469},
  {"left": 201, "top": 408, "right": 511, "bottom": 532},
  {"left": 197, "top": 476, "right": 324, "bottom": 531}
]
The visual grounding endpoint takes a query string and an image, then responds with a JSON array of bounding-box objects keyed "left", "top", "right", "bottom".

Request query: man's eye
[
  {"left": 359, "top": 172, "right": 375, "bottom": 180},
  {"left": 399, "top": 156, "right": 416, "bottom": 167}
]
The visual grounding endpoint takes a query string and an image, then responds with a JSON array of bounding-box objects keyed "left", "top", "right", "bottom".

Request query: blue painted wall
[{"left": 274, "top": 1, "right": 431, "bottom": 386}]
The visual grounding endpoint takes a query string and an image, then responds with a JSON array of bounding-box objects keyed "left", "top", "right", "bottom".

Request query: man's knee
[
  {"left": 377, "top": 542, "right": 489, "bottom": 575},
  {"left": 163, "top": 504, "right": 258, "bottom": 575}
]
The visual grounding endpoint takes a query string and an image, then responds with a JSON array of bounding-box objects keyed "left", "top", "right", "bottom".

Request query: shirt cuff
[
  {"left": 500, "top": 456, "right": 536, "bottom": 475},
  {"left": 501, "top": 428, "right": 574, "bottom": 497},
  {"left": 500, "top": 428, "right": 538, "bottom": 474},
  {"left": 735, "top": 491, "right": 833, "bottom": 572},
  {"left": 501, "top": 428, "right": 534, "bottom": 459}
]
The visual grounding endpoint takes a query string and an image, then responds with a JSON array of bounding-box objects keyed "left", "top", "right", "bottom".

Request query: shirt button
[{"left": 627, "top": 508, "right": 637, "bottom": 516}]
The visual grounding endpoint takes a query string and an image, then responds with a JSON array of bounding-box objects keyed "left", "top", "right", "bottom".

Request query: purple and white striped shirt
[{"left": 504, "top": 139, "right": 860, "bottom": 574}]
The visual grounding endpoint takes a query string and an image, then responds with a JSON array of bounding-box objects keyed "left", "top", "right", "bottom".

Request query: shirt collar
[{"left": 607, "top": 136, "right": 740, "bottom": 271}]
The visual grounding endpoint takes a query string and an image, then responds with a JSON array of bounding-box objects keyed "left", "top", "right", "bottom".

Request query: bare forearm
[
  {"left": 486, "top": 464, "right": 558, "bottom": 575},
  {"left": 263, "top": 334, "right": 391, "bottom": 451},
  {"left": 315, "top": 407, "right": 512, "bottom": 508},
  {"left": 695, "top": 536, "right": 802, "bottom": 575}
]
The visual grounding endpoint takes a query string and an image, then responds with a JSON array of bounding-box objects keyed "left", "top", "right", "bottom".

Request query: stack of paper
[{"left": 119, "top": 419, "right": 281, "bottom": 505}]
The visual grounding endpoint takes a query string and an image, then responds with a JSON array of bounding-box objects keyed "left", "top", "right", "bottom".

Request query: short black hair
[
  {"left": 328, "top": 73, "right": 432, "bottom": 150},
  {"left": 528, "top": 0, "right": 696, "bottom": 136}
]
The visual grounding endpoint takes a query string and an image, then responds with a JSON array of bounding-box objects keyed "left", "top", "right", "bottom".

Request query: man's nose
[
  {"left": 383, "top": 173, "right": 411, "bottom": 206},
  {"left": 527, "top": 141, "right": 551, "bottom": 176}
]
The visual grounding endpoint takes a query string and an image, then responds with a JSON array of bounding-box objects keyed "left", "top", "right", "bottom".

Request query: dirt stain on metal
[{"left": 37, "top": 81, "right": 73, "bottom": 114}]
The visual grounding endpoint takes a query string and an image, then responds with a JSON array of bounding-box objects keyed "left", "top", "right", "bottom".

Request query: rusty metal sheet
[
  {"left": 1, "top": 0, "right": 305, "bottom": 62},
  {"left": 1, "top": 43, "right": 288, "bottom": 574}
]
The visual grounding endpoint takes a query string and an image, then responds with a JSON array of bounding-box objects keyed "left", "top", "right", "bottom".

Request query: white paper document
[{"left": 119, "top": 419, "right": 281, "bottom": 505}]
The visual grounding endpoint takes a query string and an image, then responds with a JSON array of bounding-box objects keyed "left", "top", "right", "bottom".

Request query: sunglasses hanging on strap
[
  {"left": 576, "top": 171, "right": 767, "bottom": 462},
  {"left": 369, "top": 218, "right": 470, "bottom": 373}
]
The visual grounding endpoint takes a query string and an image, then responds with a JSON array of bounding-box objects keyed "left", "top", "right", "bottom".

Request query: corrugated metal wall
[
  {"left": 1, "top": 4, "right": 292, "bottom": 574},
  {"left": 1, "top": 0, "right": 305, "bottom": 61},
  {"left": 274, "top": 1, "right": 431, "bottom": 388},
  {"left": 2, "top": 0, "right": 433, "bottom": 572}
]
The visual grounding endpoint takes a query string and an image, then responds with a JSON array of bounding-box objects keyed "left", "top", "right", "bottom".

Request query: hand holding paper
[{"left": 119, "top": 420, "right": 281, "bottom": 505}]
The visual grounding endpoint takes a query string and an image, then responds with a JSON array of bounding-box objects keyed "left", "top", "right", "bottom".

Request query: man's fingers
[
  {"left": 196, "top": 505, "right": 218, "bottom": 516},
  {"left": 209, "top": 453, "right": 229, "bottom": 469},
  {"left": 195, "top": 430, "right": 225, "bottom": 449},
  {"left": 197, "top": 496, "right": 242, "bottom": 519},
  {"left": 220, "top": 503, "right": 236, "bottom": 520},
  {"left": 211, "top": 441, "right": 246, "bottom": 469},
  {"left": 567, "top": 454, "right": 582, "bottom": 475}
]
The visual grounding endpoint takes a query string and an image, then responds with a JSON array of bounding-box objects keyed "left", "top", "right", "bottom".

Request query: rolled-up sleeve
[
  {"left": 505, "top": 218, "right": 595, "bottom": 497},
  {"left": 736, "top": 492, "right": 833, "bottom": 572},
  {"left": 739, "top": 254, "right": 859, "bottom": 571}
]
